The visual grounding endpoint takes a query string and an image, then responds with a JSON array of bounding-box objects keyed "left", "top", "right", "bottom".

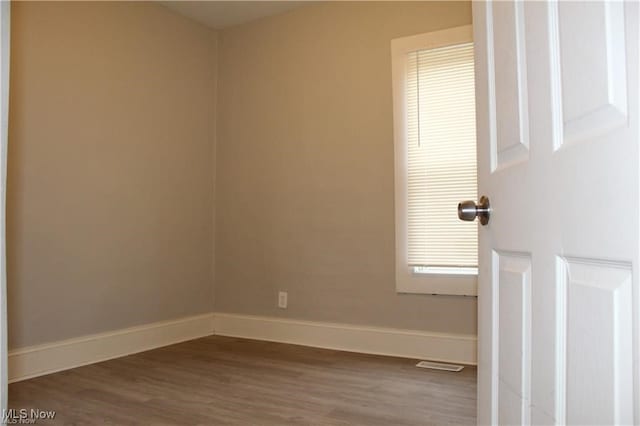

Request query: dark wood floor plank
[{"left": 9, "top": 336, "right": 477, "bottom": 425}]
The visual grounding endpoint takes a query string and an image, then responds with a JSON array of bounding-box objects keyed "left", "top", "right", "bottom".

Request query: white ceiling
[{"left": 161, "top": 1, "right": 310, "bottom": 30}]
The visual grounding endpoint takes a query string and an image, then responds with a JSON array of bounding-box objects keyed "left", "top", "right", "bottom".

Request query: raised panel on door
[
  {"left": 487, "top": 1, "right": 530, "bottom": 171},
  {"left": 557, "top": 258, "right": 634, "bottom": 425},
  {"left": 551, "top": 1, "right": 628, "bottom": 149},
  {"left": 493, "top": 252, "right": 532, "bottom": 426}
]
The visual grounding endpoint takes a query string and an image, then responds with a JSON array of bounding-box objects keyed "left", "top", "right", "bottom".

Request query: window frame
[{"left": 391, "top": 25, "right": 477, "bottom": 296}]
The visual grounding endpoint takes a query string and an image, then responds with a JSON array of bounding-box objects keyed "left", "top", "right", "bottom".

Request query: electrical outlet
[{"left": 278, "top": 291, "right": 288, "bottom": 309}]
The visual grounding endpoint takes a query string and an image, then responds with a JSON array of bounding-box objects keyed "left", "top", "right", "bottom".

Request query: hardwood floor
[{"left": 9, "top": 336, "right": 477, "bottom": 425}]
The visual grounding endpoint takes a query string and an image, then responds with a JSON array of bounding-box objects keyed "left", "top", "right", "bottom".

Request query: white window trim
[{"left": 391, "top": 25, "right": 477, "bottom": 296}]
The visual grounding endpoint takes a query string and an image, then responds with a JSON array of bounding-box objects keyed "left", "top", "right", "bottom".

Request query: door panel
[
  {"left": 555, "top": 1, "right": 628, "bottom": 147},
  {"left": 487, "top": 1, "right": 530, "bottom": 171},
  {"left": 559, "top": 258, "right": 634, "bottom": 425},
  {"left": 495, "top": 252, "right": 531, "bottom": 426},
  {"left": 474, "top": 1, "right": 639, "bottom": 425}
]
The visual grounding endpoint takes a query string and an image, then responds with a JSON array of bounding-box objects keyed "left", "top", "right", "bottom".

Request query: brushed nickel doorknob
[{"left": 458, "top": 196, "right": 491, "bottom": 226}]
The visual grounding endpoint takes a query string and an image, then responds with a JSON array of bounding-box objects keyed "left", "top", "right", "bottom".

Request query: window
[{"left": 391, "top": 26, "right": 477, "bottom": 295}]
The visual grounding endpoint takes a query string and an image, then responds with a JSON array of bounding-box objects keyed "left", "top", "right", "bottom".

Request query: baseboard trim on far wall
[
  {"left": 8, "top": 313, "right": 215, "bottom": 383},
  {"left": 213, "top": 313, "right": 477, "bottom": 365},
  {"left": 8, "top": 312, "right": 476, "bottom": 383}
]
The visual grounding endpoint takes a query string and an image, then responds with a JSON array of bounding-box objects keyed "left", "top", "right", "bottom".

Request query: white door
[{"left": 472, "top": 1, "right": 639, "bottom": 425}]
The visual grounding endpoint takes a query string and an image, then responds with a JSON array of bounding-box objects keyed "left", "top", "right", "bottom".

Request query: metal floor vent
[{"left": 415, "top": 361, "right": 464, "bottom": 372}]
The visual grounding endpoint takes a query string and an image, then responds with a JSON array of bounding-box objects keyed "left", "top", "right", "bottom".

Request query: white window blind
[{"left": 405, "top": 42, "right": 477, "bottom": 268}]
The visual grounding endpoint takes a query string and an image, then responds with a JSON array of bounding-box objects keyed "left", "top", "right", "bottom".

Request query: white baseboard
[
  {"left": 213, "top": 313, "right": 477, "bottom": 365},
  {"left": 8, "top": 312, "right": 476, "bottom": 383},
  {"left": 8, "top": 313, "right": 215, "bottom": 383}
]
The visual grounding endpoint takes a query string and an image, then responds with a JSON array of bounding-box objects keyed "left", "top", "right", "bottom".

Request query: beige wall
[
  {"left": 8, "top": 1, "right": 476, "bottom": 349},
  {"left": 8, "top": 2, "right": 218, "bottom": 349},
  {"left": 215, "top": 2, "right": 477, "bottom": 334}
]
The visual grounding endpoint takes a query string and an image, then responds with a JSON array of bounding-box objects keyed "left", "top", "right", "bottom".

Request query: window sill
[
  {"left": 412, "top": 266, "right": 478, "bottom": 276},
  {"left": 396, "top": 267, "right": 477, "bottom": 296}
]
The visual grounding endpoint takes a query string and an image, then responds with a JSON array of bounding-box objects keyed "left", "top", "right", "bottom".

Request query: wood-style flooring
[{"left": 9, "top": 336, "right": 477, "bottom": 425}]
